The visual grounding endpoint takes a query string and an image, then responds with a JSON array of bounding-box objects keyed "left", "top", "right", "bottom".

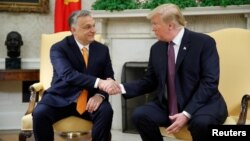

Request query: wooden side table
[
  {"left": 0, "top": 69, "right": 39, "bottom": 102},
  {"left": 0, "top": 69, "right": 39, "bottom": 81}
]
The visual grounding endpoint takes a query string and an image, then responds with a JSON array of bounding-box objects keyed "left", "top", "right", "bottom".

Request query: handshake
[{"left": 98, "top": 78, "right": 122, "bottom": 95}]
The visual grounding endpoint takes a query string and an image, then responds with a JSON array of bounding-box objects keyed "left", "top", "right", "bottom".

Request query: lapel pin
[{"left": 183, "top": 47, "right": 187, "bottom": 50}]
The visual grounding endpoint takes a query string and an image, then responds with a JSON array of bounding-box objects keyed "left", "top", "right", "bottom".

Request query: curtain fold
[{"left": 54, "top": 0, "right": 82, "bottom": 33}]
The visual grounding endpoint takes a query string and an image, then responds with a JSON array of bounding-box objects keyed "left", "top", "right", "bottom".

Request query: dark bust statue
[
  {"left": 5, "top": 31, "right": 23, "bottom": 69},
  {"left": 5, "top": 31, "right": 23, "bottom": 58}
]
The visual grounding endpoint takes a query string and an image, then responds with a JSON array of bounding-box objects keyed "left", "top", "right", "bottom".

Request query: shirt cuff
[
  {"left": 182, "top": 111, "right": 191, "bottom": 119},
  {"left": 94, "top": 78, "right": 100, "bottom": 88},
  {"left": 120, "top": 84, "right": 126, "bottom": 94}
]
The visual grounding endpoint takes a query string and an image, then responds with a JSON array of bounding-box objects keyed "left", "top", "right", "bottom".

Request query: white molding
[
  {"left": 92, "top": 5, "right": 250, "bottom": 18},
  {"left": 93, "top": 9, "right": 151, "bottom": 18},
  {"left": 0, "top": 58, "right": 39, "bottom": 69},
  {"left": 183, "top": 5, "right": 250, "bottom": 15}
]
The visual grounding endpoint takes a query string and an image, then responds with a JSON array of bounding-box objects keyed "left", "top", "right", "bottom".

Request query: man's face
[
  {"left": 151, "top": 14, "right": 171, "bottom": 42},
  {"left": 72, "top": 16, "right": 96, "bottom": 45}
]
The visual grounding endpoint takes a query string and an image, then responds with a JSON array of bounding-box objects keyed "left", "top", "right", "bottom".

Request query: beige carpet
[
  {"left": 0, "top": 129, "right": 178, "bottom": 141},
  {"left": 0, "top": 130, "right": 91, "bottom": 141}
]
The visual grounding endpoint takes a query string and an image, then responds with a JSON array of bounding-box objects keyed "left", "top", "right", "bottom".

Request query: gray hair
[
  {"left": 68, "top": 10, "right": 92, "bottom": 28},
  {"left": 147, "top": 3, "right": 187, "bottom": 27}
]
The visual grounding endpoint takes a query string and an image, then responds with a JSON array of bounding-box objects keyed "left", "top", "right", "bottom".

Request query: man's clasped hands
[{"left": 98, "top": 78, "right": 122, "bottom": 95}]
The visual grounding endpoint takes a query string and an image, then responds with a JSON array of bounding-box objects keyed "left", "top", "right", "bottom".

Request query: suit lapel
[
  {"left": 157, "top": 41, "right": 168, "bottom": 86},
  {"left": 157, "top": 42, "right": 168, "bottom": 101},
  {"left": 176, "top": 29, "right": 190, "bottom": 71},
  {"left": 87, "top": 42, "right": 96, "bottom": 70},
  {"left": 68, "top": 35, "right": 86, "bottom": 70}
]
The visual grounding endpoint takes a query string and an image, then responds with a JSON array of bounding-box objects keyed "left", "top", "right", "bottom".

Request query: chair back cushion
[
  {"left": 207, "top": 28, "right": 250, "bottom": 119},
  {"left": 40, "top": 31, "right": 72, "bottom": 90}
]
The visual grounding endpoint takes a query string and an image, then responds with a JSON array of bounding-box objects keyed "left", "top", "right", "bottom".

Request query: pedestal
[{"left": 5, "top": 58, "right": 21, "bottom": 69}]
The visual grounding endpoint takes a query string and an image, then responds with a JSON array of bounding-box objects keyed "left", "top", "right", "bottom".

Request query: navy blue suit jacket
[
  {"left": 40, "top": 35, "right": 114, "bottom": 107},
  {"left": 124, "top": 29, "right": 228, "bottom": 120}
]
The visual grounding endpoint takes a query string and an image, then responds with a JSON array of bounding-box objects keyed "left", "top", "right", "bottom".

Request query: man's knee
[
  {"left": 132, "top": 106, "right": 149, "bottom": 124},
  {"left": 32, "top": 104, "right": 50, "bottom": 122},
  {"left": 98, "top": 102, "right": 113, "bottom": 118},
  {"left": 190, "top": 115, "right": 218, "bottom": 128}
]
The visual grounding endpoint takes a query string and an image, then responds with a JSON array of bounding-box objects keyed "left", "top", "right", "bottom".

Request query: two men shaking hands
[{"left": 98, "top": 78, "right": 123, "bottom": 95}]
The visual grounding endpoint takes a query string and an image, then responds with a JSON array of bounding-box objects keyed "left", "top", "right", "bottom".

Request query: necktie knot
[
  {"left": 169, "top": 41, "right": 175, "bottom": 47},
  {"left": 82, "top": 46, "right": 88, "bottom": 52}
]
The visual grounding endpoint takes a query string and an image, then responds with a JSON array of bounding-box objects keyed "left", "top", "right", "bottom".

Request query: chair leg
[{"left": 19, "top": 130, "right": 32, "bottom": 141}]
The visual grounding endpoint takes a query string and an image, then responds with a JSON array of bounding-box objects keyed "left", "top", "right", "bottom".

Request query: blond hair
[{"left": 147, "top": 3, "right": 187, "bottom": 27}]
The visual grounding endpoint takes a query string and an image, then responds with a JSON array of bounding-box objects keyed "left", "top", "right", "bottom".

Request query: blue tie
[{"left": 167, "top": 41, "right": 178, "bottom": 116}]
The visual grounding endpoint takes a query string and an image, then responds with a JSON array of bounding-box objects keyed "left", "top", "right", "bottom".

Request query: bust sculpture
[
  {"left": 5, "top": 31, "right": 23, "bottom": 58},
  {"left": 5, "top": 31, "right": 23, "bottom": 69}
]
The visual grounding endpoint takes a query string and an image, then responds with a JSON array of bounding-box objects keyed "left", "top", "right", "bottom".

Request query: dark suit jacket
[
  {"left": 40, "top": 35, "right": 114, "bottom": 107},
  {"left": 124, "top": 28, "right": 228, "bottom": 120}
]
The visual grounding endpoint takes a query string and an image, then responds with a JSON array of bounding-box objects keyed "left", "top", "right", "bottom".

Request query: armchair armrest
[
  {"left": 30, "top": 82, "right": 44, "bottom": 92},
  {"left": 24, "top": 82, "right": 44, "bottom": 115},
  {"left": 237, "top": 94, "right": 250, "bottom": 125}
]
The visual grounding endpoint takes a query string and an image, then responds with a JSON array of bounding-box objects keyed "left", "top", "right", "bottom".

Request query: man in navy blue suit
[
  {"left": 32, "top": 10, "right": 119, "bottom": 141},
  {"left": 109, "top": 3, "right": 228, "bottom": 141}
]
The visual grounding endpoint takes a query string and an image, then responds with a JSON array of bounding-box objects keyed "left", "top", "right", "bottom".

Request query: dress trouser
[
  {"left": 32, "top": 101, "right": 113, "bottom": 141},
  {"left": 132, "top": 101, "right": 170, "bottom": 141},
  {"left": 132, "top": 101, "right": 224, "bottom": 141}
]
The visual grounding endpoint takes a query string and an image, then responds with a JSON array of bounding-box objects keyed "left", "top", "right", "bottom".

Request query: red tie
[
  {"left": 167, "top": 41, "right": 178, "bottom": 116},
  {"left": 76, "top": 47, "right": 88, "bottom": 114}
]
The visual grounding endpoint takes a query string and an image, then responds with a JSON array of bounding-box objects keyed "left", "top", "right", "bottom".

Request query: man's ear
[
  {"left": 70, "top": 26, "right": 76, "bottom": 33},
  {"left": 168, "top": 22, "right": 175, "bottom": 29}
]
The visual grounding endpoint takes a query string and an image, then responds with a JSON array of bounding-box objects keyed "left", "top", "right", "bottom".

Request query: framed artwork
[{"left": 0, "top": 0, "right": 49, "bottom": 13}]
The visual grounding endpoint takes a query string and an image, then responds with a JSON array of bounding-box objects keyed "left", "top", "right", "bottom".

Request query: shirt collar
[
  {"left": 74, "top": 38, "right": 89, "bottom": 51},
  {"left": 172, "top": 27, "right": 184, "bottom": 46}
]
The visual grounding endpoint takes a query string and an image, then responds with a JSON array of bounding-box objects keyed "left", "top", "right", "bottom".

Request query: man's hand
[
  {"left": 98, "top": 78, "right": 121, "bottom": 95},
  {"left": 165, "top": 113, "right": 189, "bottom": 134},
  {"left": 86, "top": 94, "right": 104, "bottom": 113}
]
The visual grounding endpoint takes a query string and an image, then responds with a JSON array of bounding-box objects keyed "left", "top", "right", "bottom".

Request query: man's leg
[
  {"left": 132, "top": 102, "right": 170, "bottom": 141},
  {"left": 91, "top": 101, "right": 113, "bottom": 141},
  {"left": 32, "top": 103, "right": 75, "bottom": 141},
  {"left": 188, "top": 115, "right": 222, "bottom": 141}
]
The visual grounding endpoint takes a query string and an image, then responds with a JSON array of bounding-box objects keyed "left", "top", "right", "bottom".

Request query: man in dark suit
[
  {"left": 32, "top": 10, "right": 119, "bottom": 141},
  {"left": 110, "top": 3, "right": 228, "bottom": 141}
]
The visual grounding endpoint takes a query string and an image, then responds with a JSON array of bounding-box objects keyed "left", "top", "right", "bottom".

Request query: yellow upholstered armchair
[
  {"left": 19, "top": 31, "right": 104, "bottom": 141},
  {"left": 160, "top": 28, "right": 250, "bottom": 140}
]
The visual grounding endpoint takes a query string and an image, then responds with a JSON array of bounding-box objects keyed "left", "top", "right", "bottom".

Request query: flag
[{"left": 54, "top": 0, "right": 81, "bottom": 33}]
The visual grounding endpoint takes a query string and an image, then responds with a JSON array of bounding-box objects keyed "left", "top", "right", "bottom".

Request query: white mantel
[
  {"left": 92, "top": 5, "right": 250, "bottom": 38},
  {"left": 92, "top": 5, "right": 250, "bottom": 35},
  {"left": 92, "top": 5, "right": 250, "bottom": 17},
  {"left": 91, "top": 5, "right": 250, "bottom": 130}
]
